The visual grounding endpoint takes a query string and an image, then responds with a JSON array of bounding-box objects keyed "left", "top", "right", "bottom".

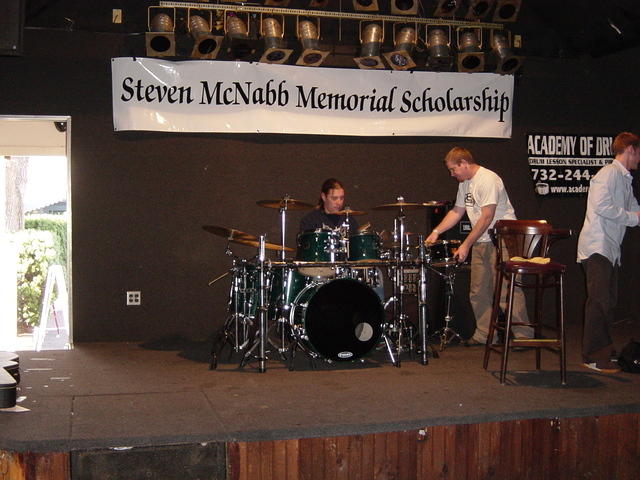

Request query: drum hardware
[
  {"left": 429, "top": 263, "right": 462, "bottom": 351},
  {"left": 240, "top": 236, "right": 274, "bottom": 372},
  {"left": 209, "top": 257, "right": 257, "bottom": 370}
]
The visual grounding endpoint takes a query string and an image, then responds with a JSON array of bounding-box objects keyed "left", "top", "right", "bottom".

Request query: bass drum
[{"left": 290, "top": 278, "right": 384, "bottom": 362}]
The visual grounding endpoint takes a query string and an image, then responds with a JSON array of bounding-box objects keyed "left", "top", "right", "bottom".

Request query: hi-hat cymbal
[
  {"left": 202, "top": 225, "right": 257, "bottom": 241},
  {"left": 372, "top": 201, "right": 426, "bottom": 211},
  {"left": 256, "top": 198, "right": 314, "bottom": 210},
  {"left": 422, "top": 201, "right": 446, "bottom": 207},
  {"left": 335, "top": 208, "right": 366, "bottom": 216},
  {"left": 233, "top": 237, "right": 294, "bottom": 252}
]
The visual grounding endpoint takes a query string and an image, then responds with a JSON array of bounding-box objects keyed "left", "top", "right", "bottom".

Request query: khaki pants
[{"left": 469, "top": 242, "right": 533, "bottom": 343}]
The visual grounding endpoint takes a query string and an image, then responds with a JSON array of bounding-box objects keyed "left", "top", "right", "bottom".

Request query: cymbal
[
  {"left": 357, "top": 221, "right": 372, "bottom": 233},
  {"left": 202, "top": 225, "right": 257, "bottom": 241},
  {"left": 233, "top": 237, "right": 294, "bottom": 252},
  {"left": 256, "top": 198, "right": 314, "bottom": 210},
  {"left": 335, "top": 208, "right": 366, "bottom": 216},
  {"left": 372, "top": 201, "right": 426, "bottom": 211},
  {"left": 422, "top": 201, "right": 446, "bottom": 207}
]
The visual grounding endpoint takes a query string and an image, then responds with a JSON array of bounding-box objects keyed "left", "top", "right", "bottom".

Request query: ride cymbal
[
  {"left": 372, "top": 201, "right": 426, "bottom": 211},
  {"left": 256, "top": 198, "right": 314, "bottom": 210},
  {"left": 202, "top": 225, "right": 257, "bottom": 241}
]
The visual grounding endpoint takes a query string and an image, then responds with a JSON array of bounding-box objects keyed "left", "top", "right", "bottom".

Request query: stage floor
[{"left": 2, "top": 320, "right": 640, "bottom": 453}]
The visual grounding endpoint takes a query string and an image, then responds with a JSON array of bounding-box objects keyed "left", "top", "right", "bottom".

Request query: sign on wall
[
  {"left": 111, "top": 57, "right": 514, "bottom": 138},
  {"left": 527, "top": 133, "right": 614, "bottom": 196}
]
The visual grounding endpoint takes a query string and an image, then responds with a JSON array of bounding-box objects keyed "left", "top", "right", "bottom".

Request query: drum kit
[{"left": 205, "top": 195, "right": 463, "bottom": 372}]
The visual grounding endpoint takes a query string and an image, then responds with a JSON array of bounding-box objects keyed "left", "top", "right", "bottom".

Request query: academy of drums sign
[
  {"left": 111, "top": 57, "right": 514, "bottom": 138},
  {"left": 527, "top": 133, "right": 614, "bottom": 197}
]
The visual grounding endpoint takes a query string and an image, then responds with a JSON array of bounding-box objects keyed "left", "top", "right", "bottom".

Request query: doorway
[{"left": 0, "top": 116, "right": 72, "bottom": 351}]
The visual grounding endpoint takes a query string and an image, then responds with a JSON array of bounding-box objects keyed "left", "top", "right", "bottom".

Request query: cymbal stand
[
  {"left": 430, "top": 264, "right": 462, "bottom": 351},
  {"left": 275, "top": 195, "right": 292, "bottom": 352},
  {"left": 416, "top": 237, "right": 440, "bottom": 364},
  {"left": 240, "top": 236, "right": 269, "bottom": 372},
  {"left": 383, "top": 198, "right": 410, "bottom": 367}
]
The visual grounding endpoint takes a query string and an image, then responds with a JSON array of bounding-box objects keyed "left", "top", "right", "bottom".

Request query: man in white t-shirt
[{"left": 426, "top": 147, "right": 533, "bottom": 345}]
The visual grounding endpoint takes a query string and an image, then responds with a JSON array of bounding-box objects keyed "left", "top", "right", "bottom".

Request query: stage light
[
  {"left": 383, "top": 25, "right": 417, "bottom": 70},
  {"left": 265, "top": 0, "right": 291, "bottom": 6},
  {"left": 188, "top": 10, "right": 223, "bottom": 59},
  {"left": 308, "top": 0, "right": 331, "bottom": 7},
  {"left": 457, "top": 29, "right": 485, "bottom": 72},
  {"left": 390, "top": 0, "right": 419, "bottom": 16},
  {"left": 425, "top": 27, "right": 453, "bottom": 71},
  {"left": 434, "top": 0, "right": 460, "bottom": 17},
  {"left": 295, "top": 18, "right": 330, "bottom": 67},
  {"left": 490, "top": 31, "right": 523, "bottom": 74},
  {"left": 259, "top": 15, "right": 293, "bottom": 64},
  {"left": 352, "top": 0, "right": 379, "bottom": 13},
  {"left": 353, "top": 22, "right": 385, "bottom": 69},
  {"left": 493, "top": 0, "right": 521, "bottom": 22},
  {"left": 146, "top": 8, "right": 176, "bottom": 57},
  {"left": 465, "top": 0, "right": 496, "bottom": 20},
  {"left": 224, "top": 11, "right": 256, "bottom": 61}
]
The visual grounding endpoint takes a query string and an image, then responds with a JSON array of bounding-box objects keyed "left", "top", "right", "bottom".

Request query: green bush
[
  {"left": 16, "top": 230, "right": 56, "bottom": 329},
  {"left": 25, "top": 215, "right": 67, "bottom": 274}
]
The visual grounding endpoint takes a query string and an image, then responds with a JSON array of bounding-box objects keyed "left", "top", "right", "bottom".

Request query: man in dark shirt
[{"left": 299, "top": 178, "right": 359, "bottom": 233}]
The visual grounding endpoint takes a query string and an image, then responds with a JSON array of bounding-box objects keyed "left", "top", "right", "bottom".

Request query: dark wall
[{"left": 1, "top": 29, "right": 639, "bottom": 342}]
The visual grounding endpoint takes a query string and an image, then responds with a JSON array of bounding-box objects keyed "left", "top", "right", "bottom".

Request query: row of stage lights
[{"left": 147, "top": 0, "right": 524, "bottom": 73}]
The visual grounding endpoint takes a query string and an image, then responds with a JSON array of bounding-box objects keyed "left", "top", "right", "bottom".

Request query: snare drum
[
  {"left": 348, "top": 232, "right": 381, "bottom": 262},
  {"left": 428, "top": 239, "right": 461, "bottom": 267},
  {"left": 289, "top": 278, "right": 384, "bottom": 362},
  {"left": 296, "top": 230, "right": 346, "bottom": 277}
]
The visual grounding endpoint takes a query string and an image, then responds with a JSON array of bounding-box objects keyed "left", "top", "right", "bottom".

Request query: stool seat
[
  {"left": 483, "top": 220, "right": 568, "bottom": 385},
  {"left": 501, "top": 260, "right": 566, "bottom": 275}
]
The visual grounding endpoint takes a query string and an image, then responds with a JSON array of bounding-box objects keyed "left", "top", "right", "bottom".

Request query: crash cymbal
[
  {"left": 256, "top": 198, "right": 314, "bottom": 210},
  {"left": 335, "top": 208, "right": 366, "bottom": 216},
  {"left": 233, "top": 237, "right": 294, "bottom": 252},
  {"left": 202, "top": 225, "right": 257, "bottom": 241},
  {"left": 372, "top": 201, "right": 426, "bottom": 211}
]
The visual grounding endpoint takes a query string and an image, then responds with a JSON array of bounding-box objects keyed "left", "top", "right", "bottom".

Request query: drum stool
[{"left": 483, "top": 220, "right": 567, "bottom": 385}]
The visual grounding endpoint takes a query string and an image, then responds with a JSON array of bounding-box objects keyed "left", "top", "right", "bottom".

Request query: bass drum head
[{"left": 299, "top": 278, "right": 384, "bottom": 362}]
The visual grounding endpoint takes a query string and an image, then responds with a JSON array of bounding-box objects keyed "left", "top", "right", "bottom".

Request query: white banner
[{"left": 111, "top": 57, "right": 514, "bottom": 138}]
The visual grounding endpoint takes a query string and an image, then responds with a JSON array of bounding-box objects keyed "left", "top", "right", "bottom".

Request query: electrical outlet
[{"left": 126, "top": 291, "right": 141, "bottom": 306}]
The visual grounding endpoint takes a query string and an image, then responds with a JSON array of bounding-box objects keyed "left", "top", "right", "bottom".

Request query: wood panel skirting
[{"left": 2, "top": 413, "right": 639, "bottom": 479}]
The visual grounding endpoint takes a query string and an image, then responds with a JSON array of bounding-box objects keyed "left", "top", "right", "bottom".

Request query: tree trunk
[{"left": 4, "top": 155, "right": 28, "bottom": 232}]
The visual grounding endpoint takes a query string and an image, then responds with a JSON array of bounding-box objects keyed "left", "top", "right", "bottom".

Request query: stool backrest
[{"left": 491, "top": 220, "right": 553, "bottom": 264}]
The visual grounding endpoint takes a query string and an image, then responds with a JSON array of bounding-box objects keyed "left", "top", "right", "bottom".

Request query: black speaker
[{"left": 0, "top": 0, "right": 24, "bottom": 56}]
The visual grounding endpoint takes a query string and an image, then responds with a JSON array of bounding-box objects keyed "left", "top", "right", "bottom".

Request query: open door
[{"left": 0, "top": 115, "right": 72, "bottom": 351}]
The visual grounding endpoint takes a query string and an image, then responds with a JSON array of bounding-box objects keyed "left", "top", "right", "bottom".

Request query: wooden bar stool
[{"left": 483, "top": 220, "right": 567, "bottom": 385}]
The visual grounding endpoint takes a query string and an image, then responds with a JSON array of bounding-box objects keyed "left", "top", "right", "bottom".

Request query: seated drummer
[{"left": 299, "top": 178, "right": 359, "bottom": 234}]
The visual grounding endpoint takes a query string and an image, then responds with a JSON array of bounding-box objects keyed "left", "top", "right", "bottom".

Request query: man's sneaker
[
  {"left": 581, "top": 360, "right": 621, "bottom": 373},
  {"left": 464, "top": 338, "right": 484, "bottom": 347}
]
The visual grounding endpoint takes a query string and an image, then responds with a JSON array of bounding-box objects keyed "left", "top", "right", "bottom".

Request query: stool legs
[{"left": 484, "top": 267, "right": 566, "bottom": 385}]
